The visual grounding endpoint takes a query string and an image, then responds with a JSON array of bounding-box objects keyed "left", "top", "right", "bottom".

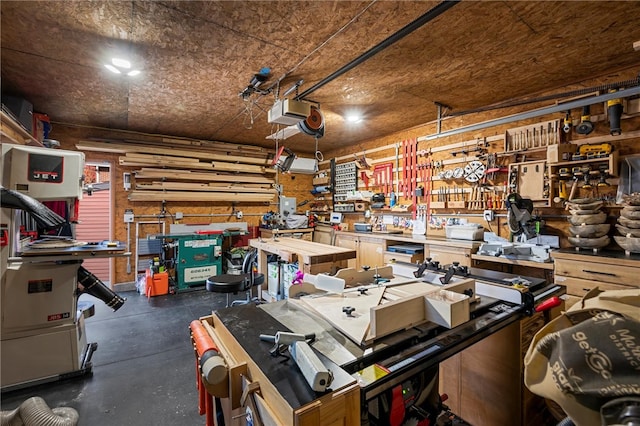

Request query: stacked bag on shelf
[
  {"left": 566, "top": 198, "right": 610, "bottom": 251},
  {"left": 614, "top": 193, "right": 640, "bottom": 254}
]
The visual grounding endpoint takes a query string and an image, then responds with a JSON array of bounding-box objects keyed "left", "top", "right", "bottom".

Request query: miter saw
[{"left": 506, "top": 193, "right": 541, "bottom": 240}]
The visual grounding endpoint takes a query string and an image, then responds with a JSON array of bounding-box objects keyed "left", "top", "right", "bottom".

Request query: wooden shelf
[
  {"left": 0, "top": 111, "right": 42, "bottom": 146},
  {"left": 548, "top": 152, "right": 619, "bottom": 172},
  {"left": 547, "top": 151, "right": 618, "bottom": 207},
  {"left": 471, "top": 254, "right": 554, "bottom": 270}
]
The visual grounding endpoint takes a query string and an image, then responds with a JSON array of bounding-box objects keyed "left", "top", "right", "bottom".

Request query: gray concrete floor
[{"left": 1, "top": 289, "right": 230, "bottom": 425}]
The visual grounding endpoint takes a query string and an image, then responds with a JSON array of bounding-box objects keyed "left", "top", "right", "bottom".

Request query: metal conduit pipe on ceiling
[
  {"left": 447, "top": 75, "right": 640, "bottom": 118},
  {"left": 295, "top": 0, "right": 460, "bottom": 100},
  {"left": 420, "top": 85, "right": 640, "bottom": 141}
]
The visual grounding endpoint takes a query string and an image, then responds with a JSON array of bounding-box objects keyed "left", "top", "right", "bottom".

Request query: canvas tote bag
[{"left": 524, "top": 288, "right": 640, "bottom": 426}]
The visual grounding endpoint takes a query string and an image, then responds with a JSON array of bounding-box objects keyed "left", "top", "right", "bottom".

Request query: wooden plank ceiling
[{"left": 1, "top": 1, "right": 640, "bottom": 154}]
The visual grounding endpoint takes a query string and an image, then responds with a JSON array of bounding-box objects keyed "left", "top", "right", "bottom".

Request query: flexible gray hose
[{"left": 0, "top": 397, "right": 78, "bottom": 426}]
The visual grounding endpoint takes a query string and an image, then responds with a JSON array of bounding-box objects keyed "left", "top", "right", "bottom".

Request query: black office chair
[{"left": 206, "top": 248, "right": 264, "bottom": 307}]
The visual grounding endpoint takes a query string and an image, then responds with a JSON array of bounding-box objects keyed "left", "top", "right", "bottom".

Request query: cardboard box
[{"left": 547, "top": 143, "right": 576, "bottom": 163}]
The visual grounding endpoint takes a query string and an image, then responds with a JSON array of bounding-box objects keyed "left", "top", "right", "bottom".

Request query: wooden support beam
[
  {"left": 82, "top": 135, "right": 268, "bottom": 155},
  {"left": 207, "top": 182, "right": 272, "bottom": 189},
  {"left": 146, "top": 181, "right": 271, "bottom": 190}
]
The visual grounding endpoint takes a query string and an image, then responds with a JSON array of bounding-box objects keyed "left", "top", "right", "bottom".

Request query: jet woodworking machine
[{"left": 1, "top": 143, "right": 128, "bottom": 392}]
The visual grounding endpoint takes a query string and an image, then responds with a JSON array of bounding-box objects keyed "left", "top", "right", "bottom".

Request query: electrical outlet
[
  {"left": 124, "top": 209, "right": 134, "bottom": 223},
  {"left": 483, "top": 209, "right": 495, "bottom": 221},
  {"left": 175, "top": 211, "right": 183, "bottom": 220},
  {"left": 123, "top": 172, "right": 131, "bottom": 191}
]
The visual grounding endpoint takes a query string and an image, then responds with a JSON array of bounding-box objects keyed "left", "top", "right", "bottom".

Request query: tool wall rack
[
  {"left": 310, "top": 169, "right": 332, "bottom": 213},
  {"left": 505, "top": 119, "right": 561, "bottom": 152},
  {"left": 547, "top": 150, "right": 619, "bottom": 207},
  {"left": 508, "top": 160, "right": 549, "bottom": 207},
  {"left": 333, "top": 161, "right": 357, "bottom": 211}
]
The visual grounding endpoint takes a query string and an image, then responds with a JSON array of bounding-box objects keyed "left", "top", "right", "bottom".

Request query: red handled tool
[{"left": 535, "top": 296, "right": 562, "bottom": 312}]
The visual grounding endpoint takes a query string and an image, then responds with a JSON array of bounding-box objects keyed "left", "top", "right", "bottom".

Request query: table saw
[{"left": 194, "top": 263, "right": 564, "bottom": 426}]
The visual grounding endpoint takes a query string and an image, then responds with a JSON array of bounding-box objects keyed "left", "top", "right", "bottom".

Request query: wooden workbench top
[
  {"left": 551, "top": 247, "right": 640, "bottom": 266},
  {"left": 249, "top": 238, "right": 356, "bottom": 264},
  {"left": 260, "top": 228, "right": 314, "bottom": 234}
]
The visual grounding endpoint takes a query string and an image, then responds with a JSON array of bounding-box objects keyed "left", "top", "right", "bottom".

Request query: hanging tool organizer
[
  {"left": 372, "top": 163, "right": 394, "bottom": 198},
  {"left": 400, "top": 138, "right": 418, "bottom": 215},
  {"left": 333, "top": 162, "right": 357, "bottom": 212},
  {"left": 414, "top": 137, "right": 496, "bottom": 212},
  {"left": 505, "top": 119, "right": 561, "bottom": 152}
]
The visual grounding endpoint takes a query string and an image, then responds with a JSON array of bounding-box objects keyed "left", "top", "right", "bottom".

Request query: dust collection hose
[
  {"left": 190, "top": 320, "right": 227, "bottom": 385},
  {"left": 0, "top": 396, "right": 78, "bottom": 426},
  {"left": 77, "top": 266, "right": 126, "bottom": 312}
]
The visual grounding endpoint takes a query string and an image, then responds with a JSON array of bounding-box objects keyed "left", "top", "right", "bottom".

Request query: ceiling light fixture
[
  {"left": 104, "top": 57, "right": 141, "bottom": 76},
  {"left": 345, "top": 113, "right": 362, "bottom": 123},
  {"left": 104, "top": 64, "right": 121, "bottom": 74},
  {"left": 111, "top": 58, "right": 131, "bottom": 69}
]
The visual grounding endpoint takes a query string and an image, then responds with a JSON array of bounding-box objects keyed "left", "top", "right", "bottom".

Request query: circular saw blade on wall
[{"left": 464, "top": 160, "right": 486, "bottom": 182}]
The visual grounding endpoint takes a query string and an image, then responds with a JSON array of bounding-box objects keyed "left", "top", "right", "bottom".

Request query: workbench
[
  {"left": 249, "top": 238, "right": 356, "bottom": 298},
  {"left": 259, "top": 227, "right": 314, "bottom": 241},
  {"left": 335, "top": 231, "right": 482, "bottom": 270},
  {"left": 552, "top": 248, "right": 640, "bottom": 307},
  {"left": 471, "top": 253, "right": 554, "bottom": 282}
]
